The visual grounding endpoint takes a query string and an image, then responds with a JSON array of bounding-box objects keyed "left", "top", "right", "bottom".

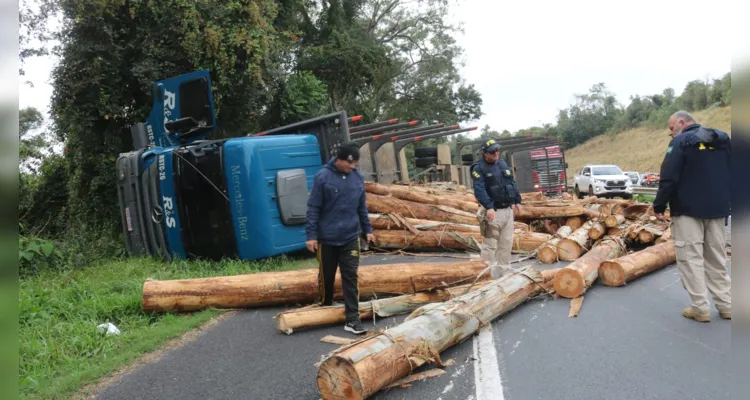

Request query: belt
[{"left": 494, "top": 204, "right": 511, "bottom": 210}]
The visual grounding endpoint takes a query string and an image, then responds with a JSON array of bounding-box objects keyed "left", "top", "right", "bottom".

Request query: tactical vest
[{"left": 477, "top": 160, "right": 518, "bottom": 206}]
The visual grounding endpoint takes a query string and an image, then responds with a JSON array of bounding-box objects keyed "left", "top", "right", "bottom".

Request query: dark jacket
[
  {"left": 306, "top": 158, "right": 373, "bottom": 246},
  {"left": 471, "top": 158, "right": 522, "bottom": 210},
  {"left": 653, "top": 124, "right": 731, "bottom": 219}
]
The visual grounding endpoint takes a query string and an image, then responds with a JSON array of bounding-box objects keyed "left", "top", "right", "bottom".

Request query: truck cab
[{"left": 116, "top": 70, "right": 351, "bottom": 261}]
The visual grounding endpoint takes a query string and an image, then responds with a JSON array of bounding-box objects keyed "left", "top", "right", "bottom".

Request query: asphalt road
[{"left": 95, "top": 253, "right": 731, "bottom": 400}]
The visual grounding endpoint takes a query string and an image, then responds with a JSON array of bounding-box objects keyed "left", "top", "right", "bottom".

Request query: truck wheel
[
  {"left": 574, "top": 185, "right": 583, "bottom": 199},
  {"left": 461, "top": 154, "right": 475, "bottom": 162},
  {"left": 588, "top": 185, "right": 594, "bottom": 197},
  {"left": 622, "top": 194, "right": 633, "bottom": 200},
  {"left": 415, "top": 157, "right": 437, "bottom": 168},
  {"left": 415, "top": 147, "right": 438, "bottom": 158}
]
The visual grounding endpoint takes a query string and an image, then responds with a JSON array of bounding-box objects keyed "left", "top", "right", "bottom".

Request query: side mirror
[{"left": 584, "top": 172, "right": 591, "bottom": 176}]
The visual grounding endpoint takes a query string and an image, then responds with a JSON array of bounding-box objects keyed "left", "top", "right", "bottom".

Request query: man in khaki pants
[
  {"left": 654, "top": 111, "right": 731, "bottom": 322},
  {"left": 471, "top": 139, "right": 522, "bottom": 278}
]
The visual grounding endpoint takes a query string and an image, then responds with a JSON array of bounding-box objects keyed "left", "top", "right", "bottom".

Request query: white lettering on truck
[
  {"left": 158, "top": 155, "right": 166, "bottom": 181},
  {"left": 162, "top": 196, "right": 176, "bottom": 228},
  {"left": 231, "top": 165, "right": 249, "bottom": 241},
  {"left": 163, "top": 89, "right": 176, "bottom": 138}
]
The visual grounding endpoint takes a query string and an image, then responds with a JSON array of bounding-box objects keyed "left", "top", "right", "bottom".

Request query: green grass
[
  {"left": 19, "top": 254, "right": 317, "bottom": 400},
  {"left": 633, "top": 194, "right": 655, "bottom": 203}
]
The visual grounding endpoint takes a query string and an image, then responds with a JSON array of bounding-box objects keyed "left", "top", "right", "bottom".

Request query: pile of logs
[{"left": 137, "top": 181, "right": 683, "bottom": 400}]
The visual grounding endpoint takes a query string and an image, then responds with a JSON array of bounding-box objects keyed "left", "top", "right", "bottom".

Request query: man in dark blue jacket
[
  {"left": 654, "top": 111, "right": 731, "bottom": 322},
  {"left": 471, "top": 138, "right": 522, "bottom": 278},
  {"left": 306, "top": 143, "right": 374, "bottom": 334}
]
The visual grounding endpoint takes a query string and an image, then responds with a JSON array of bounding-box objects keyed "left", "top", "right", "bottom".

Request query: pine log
[
  {"left": 277, "top": 281, "right": 492, "bottom": 334},
  {"left": 607, "top": 222, "right": 631, "bottom": 238},
  {"left": 514, "top": 222, "right": 530, "bottom": 232},
  {"left": 557, "top": 220, "right": 595, "bottom": 261},
  {"left": 401, "top": 185, "right": 478, "bottom": 204},
  {"left": 365, "top": 182, "right": 478, "bottom": 213},
  {"left": 599, "top": 241, "right": 676, "bottom": 286},
  {"left": 514, "top": 205, "right": 599, "bottom": 220},
  {"left": 604, "top": 214, "right": 626, "bottom": 228},
  {"left": 521, "top": 191, "right": 546, "bottom": 201},
  {"left": 638, "top": 223, "right": 669, "bottom": 244},
  {"left": 372, "top": 229, "right": 482, "bottom": 251},
  {"left": 610, "top": 203, "right": 627, "bottom": 215},
  {"left": 366, "top": 194, "right": 476, "bottom": 225},
  {"left": 142, "top": 261, "right": 491, "bottom": 313},
  {"left": 316, "top": 268, "right": 559, "bottom": 400},
  {"left": 538, "top": 225, "right": 574, "bottom": 264},
  {"left": 565, "top": 216, "right": 583, "bottom": 230},
  {"left": 655, "top": 228, "right": 672, "bottom": 244},
  {"left": 553, "top": 237, "right": 626, "bottom": 298},
  {"left": 584, "top": 197, "right": 634, "bottom": 206},
  {"left": 584, "top": 203, "right": 611, "bottom": 217},
  {"left": 623, "top": 204, "right": 653, "bottom": 220},
  {"left": 368, "top": 214, "right": 479, "bottom": 233},
  {"left": 588, "top": 221, "right": 607, "bottom": 240},
  {"left": 512, "top": 231, "right": 554, "bottom": 253}
]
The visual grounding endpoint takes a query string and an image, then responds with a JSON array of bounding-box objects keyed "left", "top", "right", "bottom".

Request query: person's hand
[
  {"left": 512, "top": 204, "right": 521, "bottom": 214},
  {"left": 655, "top": 213, "right": 666, "bottom": 221},
  {"left": 306, "top": 240, "right": 318, "bottom": 253},
  {"left": 366, "top": 233, "right": 375, "bottom": 244},
  {"left": 486, "top": 209, "right": 496, "bottom": 221}
]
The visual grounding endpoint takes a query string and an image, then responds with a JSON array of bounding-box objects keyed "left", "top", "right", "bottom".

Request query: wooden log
[
  {"left": 316, "top": 268, "right": 559, "bottom": 400},
  {"left": 538, "top": 225, "right": 574, "bottom": 264},
  {"left": 610, "top": 203, "right": 627, "bottom": 215},
  {"left": 514, "top": 221, "right": 530, "bottom": 232},
  {"left": 553, "top": 237, "right": 626, "bottom": 298},
  {"left": 365, "top": 182, "right": 479, "bottom": 213},
  {"left": 515, "top": 205, "right": 599, "bottom": 220},
  {"left": 623, "top": 204, "right": 653, "bottom": 220},
  {"left": 584, "top": 203, "right": 611, "bottom": 217},
  {"left": 401, "top": 185, "right": 478, "bottom": 204},
  {"left": 565, "top": 216, "right": 583, "bottom": 230},
  {"left": 604, "top": 214, "right": 626, "bottom": 228},
  {"left": 655, "top": 228, "right": 672, "bottom": 244},
  {"left": 512, "top": 231, "right": 554, "bottom": 253},
  {"left": 637, "top": 223, "right": 669, "bottom": 244},
  {"left": 521, "top": 191, "right": 546, "bottom": 201},
  {"left": 277, "top": 281, "right": 492, "bottom": 334},
  {"left": 607, "top": 222, "right": 631, "bottom": 238},
  {"left": 556, "top": 220, "right": 595, "bottom": 261},
  {"left": 588, "top": 221, "right": 607, "bottom": 240},
  {"left": 366, "top": 194, "right": 476, "bottom": 225},
  {"left": 599, "top": 241, "right": 676, "bottom": 286},
  {"left": 142, "top": 261, "right": 491, "bottom": 313},
  {"left": 372, "top": 229, "right": 482, "bottom": 251},
  {"left": 368, "top": 214, "right": 479, "bottom": 233}
]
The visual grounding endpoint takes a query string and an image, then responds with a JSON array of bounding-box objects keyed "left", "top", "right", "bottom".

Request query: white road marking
[{"left": 473, "top": 325, "right": 505, "bottom": 400}]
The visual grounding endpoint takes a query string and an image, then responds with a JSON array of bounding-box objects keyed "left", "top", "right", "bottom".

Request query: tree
[
  {"left": 556, "top": 83, "right": 623, "bottom": 147},
  {"left": 19, "top": 107, "right": 48, "bottom": 173}
]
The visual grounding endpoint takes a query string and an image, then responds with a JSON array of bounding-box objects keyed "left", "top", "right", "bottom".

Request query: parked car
[
  {"left": 642, "top": 172, "right": 660, "bottom": 187},
  {"left": 573, "top": 164, "right": 633, "bottom": 199},
  {"left": 624, "top": 171, "right": 642, "bottom": 186}
]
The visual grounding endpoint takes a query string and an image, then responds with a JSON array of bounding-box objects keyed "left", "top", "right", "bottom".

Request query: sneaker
[
  {"left": 683, "top": 307, "right": 711, "bottom": 322},
  {"left": 344, "top": 320, "right": 367, "bottom": 335},
  {"left": 718, "top": 308, "right": 731, "bottom": 320}
]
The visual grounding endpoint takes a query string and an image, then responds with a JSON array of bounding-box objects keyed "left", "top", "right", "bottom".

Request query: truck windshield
[
  {"left": 173, "top": 142, "right": 238, "bottom": 260},
  {"left": 592, "top": 166, "right": 623, "bottom": 175}
]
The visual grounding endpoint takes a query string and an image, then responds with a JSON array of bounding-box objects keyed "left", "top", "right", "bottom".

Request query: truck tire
[
  {"left": 415, "top": 147, "right": 438, "bottom": 158},
  {"left": 461, "top": 154, "right": 475, "bottom": 162},
  {"left": 415, "top": 157, "right": 437, "bottom": 168}
]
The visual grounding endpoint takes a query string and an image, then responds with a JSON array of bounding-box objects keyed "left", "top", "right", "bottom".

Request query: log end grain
[
  {"left": 276, "top": 314, "right": 295, "bottom": 335},
  {"left": 565, "top": 217, "right": 583, "bottom": 230},
  {"left": 557, "top": 239, "right": 583, "bottom": 262},
  {"left": 553, "top": 268, "right": 585, "bottom": 299},
  {"left": 537, "top": 246, "right": 558, "bottom": 264},
  {"left": 598, "top": 261, "right": 626, "bottom": 287},
  {"left": 317, "top": 356, "right": 364, "bottom": 400}
]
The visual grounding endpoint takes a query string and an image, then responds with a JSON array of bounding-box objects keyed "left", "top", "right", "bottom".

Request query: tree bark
[
  {"left": 316, "top": 268, "right": 559, "bottom": 400},
  {"left": 565, "top": 216, "right": 584, "bottom": 230},
  {"left": 623, "top": 204, "right": 653, "bottom": 220},
  {"left": 538, "top": 225, "right": 574, "bottom": 263},
  {"left": 371, "top": 229, "right": 483, "bottom": 251},
  {"left": 142, "top": 261, "right": 491, "bottom": 313},
  {"left": 512, "top": 231, "right": 554, "bottom": 253},
  {"left": 515, "top": 205, "right": 599, "bottom": 220},
  {"left": 557, "top": 220, "right": 595, "bottom": 261},
  {"left": 584, "top": 203, "right": 611, "bottom": 217},
  {"left": 366, "top": 194, "right": 477, "bottom": 225},
  {"left": 599, "top": 241, "right": 676, "bottom": 286},
  {"left": 553, "top": 237, "right": 626, "bottom": 298},
  {"left": 655, "top": 227, "right": 672, "bottom": 244},
  {"left": 365, "top": 182, "right": 479, "bottom": 213},
  {"left": 514, "top": 221, "right": 530, "bottom": 232},
  {"left": 277, "top": 281, "right": 492, "bottom": 334},
  {"left": 607, "top": 222, "right": 631, "bottom": 238},
  {"left": 368, "top": 214, "right": 479, "bottom": 233}
]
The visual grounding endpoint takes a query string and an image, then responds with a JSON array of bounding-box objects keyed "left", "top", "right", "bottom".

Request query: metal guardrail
[{"left": 565, "top": 185, "right": 658, "bottom": 196}]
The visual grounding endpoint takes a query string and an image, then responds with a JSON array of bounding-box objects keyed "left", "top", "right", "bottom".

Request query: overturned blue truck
[{"left": 116, "top": 70, "right": 566, "bottom": 262}]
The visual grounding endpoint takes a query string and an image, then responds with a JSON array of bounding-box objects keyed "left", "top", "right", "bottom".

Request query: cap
[
  {"left": 337, "top": 143, "right": 360, "bottom": 162},
  {"left": 480, "top": 138, "right": 501, "bottom": 153}
]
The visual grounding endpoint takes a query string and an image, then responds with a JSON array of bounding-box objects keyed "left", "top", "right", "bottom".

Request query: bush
[{"left": 19, "top": 228, "right": 64, "bottom": 276}]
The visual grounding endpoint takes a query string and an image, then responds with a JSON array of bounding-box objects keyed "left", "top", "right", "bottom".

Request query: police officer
[
  {"left": 653, "top": 111, "right": 731, "bottom": 322},
  {"left": 471, "top": 139, "right": 522, "bottom": 278}
]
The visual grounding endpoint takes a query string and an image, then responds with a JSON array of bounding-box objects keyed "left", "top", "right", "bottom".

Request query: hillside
[{"left": 564, "top": 106, "right": 731, "bottom": 184}]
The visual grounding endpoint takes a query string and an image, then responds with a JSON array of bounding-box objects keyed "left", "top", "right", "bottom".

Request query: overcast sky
[{"left": 16, "top": 0, "right": 738, "bottom": 137}]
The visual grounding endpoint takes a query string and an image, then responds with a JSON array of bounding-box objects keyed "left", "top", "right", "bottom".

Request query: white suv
[{"left": 574, "top": 164, "right": 633, "bottom": 199}]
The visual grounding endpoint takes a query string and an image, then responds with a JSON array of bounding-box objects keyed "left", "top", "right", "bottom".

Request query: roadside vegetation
[{"left": 19, "top": 254, "right": 316, "bottom": 400}]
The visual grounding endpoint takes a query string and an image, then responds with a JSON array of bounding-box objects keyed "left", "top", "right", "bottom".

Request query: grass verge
[{"left": 19, "top": 254, "right": 317, "bottom": 400}]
